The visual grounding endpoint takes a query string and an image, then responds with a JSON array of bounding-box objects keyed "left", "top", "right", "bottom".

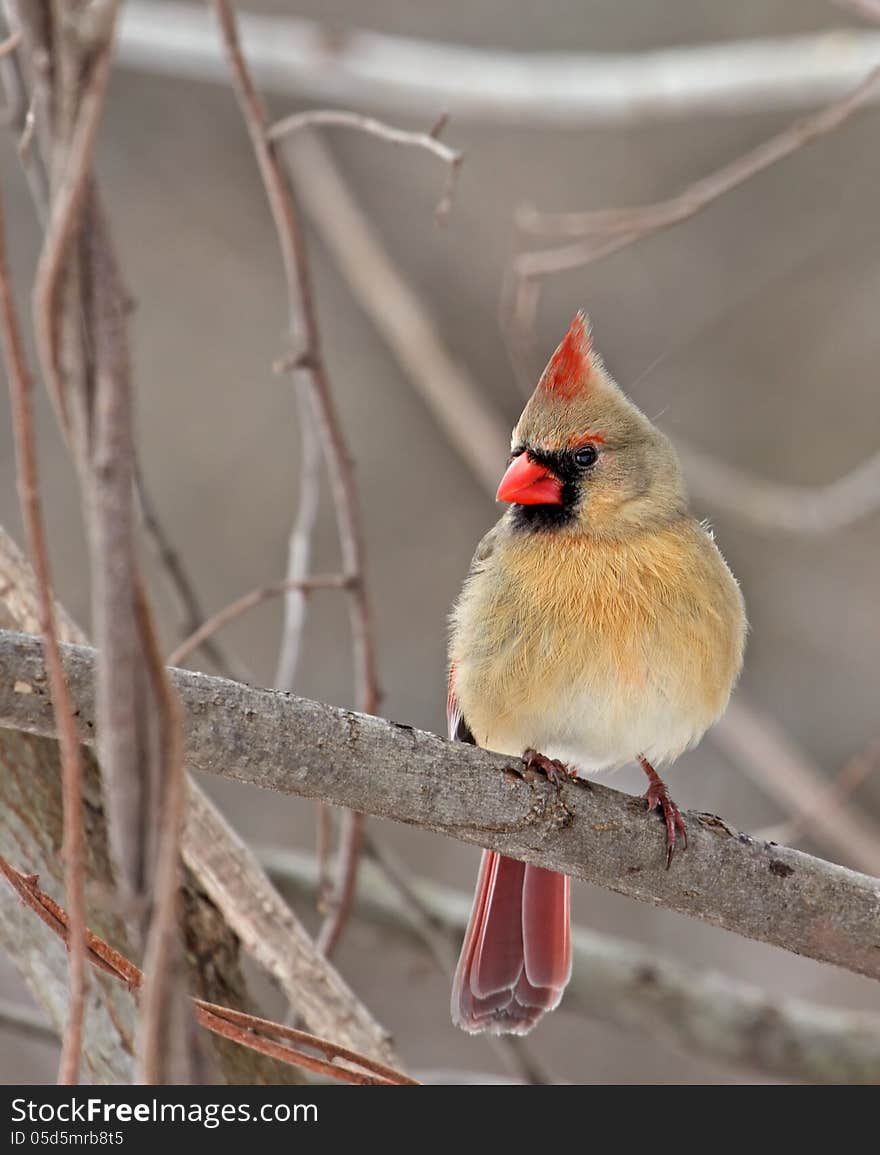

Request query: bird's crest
[{"left": 538, "top": 312, "right": 593, "bottom": 400}]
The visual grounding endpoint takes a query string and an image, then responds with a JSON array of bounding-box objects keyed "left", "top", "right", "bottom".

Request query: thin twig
[
  {"left": 167, "top": 572, "right": 351, "bottom": 669},
  {"left": 314, "top": 810, "right": 364, "bottom": 958},
  {"left": 268, "top": 108, "right": 462, "bottom": 221},
  {"left": 0, "top": 8, "right": 50, "bottom": 219},
  {"left": 504, "top": 54, "right": 880, "bottom": 379},
  {"left": 0, "top": 184, "right": 87, "bottom": 1086},
  {"left": 274, "top": 401, "right": 323, "bottom": 692},
  {"left": 194, "top": 1002, "right": 414, "bottom": 1085},
  {"left": 30, "top": 6, "right": 118, "bottom": 439},
  {"left": 212, "top": 0, "right": 381, "bottom": 959},
  {"left": 0, "top": 854, "right": 416, "bottom": 1087},
  {"left": 192, "top": 1004, "right": 405, "bottom": 1086},
  {"left": 273, "top": 261, "right": 329, "bottom": 908},
  {"left": 508, "top": 58, "right": 880, "bottom": 363},
  {"left": 518, "top": 49, "right": 880, "bottom": 244},
  {"left": 132, "top": 579, "right": 192, "bottom": 1083}
]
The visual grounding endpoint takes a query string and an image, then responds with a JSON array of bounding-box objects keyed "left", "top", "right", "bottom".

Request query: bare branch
[
  {"left": 0, "top": 535, "right": 242, "bottom": 1083},
  {"left": 314, "top": 810, "right": 364, "bottom": 959},
  {"left": 272, "top": 401, "right": 333, "bottom": 910},
  {"left": 518, "top": 59, "right": 880, "bottom": 247},
  {"left": 167, "top": 573, "right": 351, "bottom": 669},
  {"left": 131, "top": 582, "right": 192, "bottom": 1083},
  {"left": 512, "top": 59, "right": 880, "bottom": 281},
  {"left": 3, "top": 629, "right": 879, "bottom": 986},
  {"left": 268, "top": 109, "right": 462, "bottom": 221},
  {"left": 211, "top": 0, "right": 380, "bottom": 959},
  {"left": 273, "top": 403, "right": 323, "bottom": 692},
  {"left": 0, "top": 183, "right": 87, "bottom": 1084},
  {"left": 0, "top": 855, "right": 416, "bottom": 1087},
  {"left": 0, "top": 523, "right": 397, "bottom": 1075},
  {"left": 266, "top": 844, "right": 880, "bottom": 1085},
  {"left": 116, "top": 3, "right": 880, "bottom": 125}
]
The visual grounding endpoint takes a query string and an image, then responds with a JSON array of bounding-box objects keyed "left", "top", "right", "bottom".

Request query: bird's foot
[
  {"left": 639, "top": 757, "right": 688, "bottom": 869},
  {"left": 522, "top": 748, "right": 576, "bottom": 794}
]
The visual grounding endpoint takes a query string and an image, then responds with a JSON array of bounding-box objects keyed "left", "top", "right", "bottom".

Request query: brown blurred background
[{"left": 1, "top": 0, "right": 879, "bottom": 1084}]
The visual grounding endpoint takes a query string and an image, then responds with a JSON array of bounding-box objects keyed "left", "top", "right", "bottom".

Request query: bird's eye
[{"left": 573, "top": 444, "right": 599, "bottom": 469}]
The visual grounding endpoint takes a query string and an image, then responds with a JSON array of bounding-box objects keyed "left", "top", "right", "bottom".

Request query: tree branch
[
  {"left": 268, "top": 109, "right": 461, "bottom": 221},
  {"left": 2, "top": 628, "right": 878, "bottom": 986},
  {"left": 115, "top": 2, "right": 880, "bottom": 125},
  {"left": 0, "top": 178, "right": 87, "bottom": 1083},
  {"left": 0, "top": 525, "right": 399, "bottom": 1076},
  {"left": 516, "top": 56, "right": 880, "bottom": 248},
  {"left": 167, "top": 573, "right": 351, "bottom": 669},
  {"left": 211, "top": 0, "right": 381, "bottom": 960},
  {"left": 506, "top": 56, "right": 880, "bottom": 398},
  {"left": 0, "top": 856, "right": 416, "bottom": 1087}
]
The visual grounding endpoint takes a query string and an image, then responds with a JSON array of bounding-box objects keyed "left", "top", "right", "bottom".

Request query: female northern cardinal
[{"left": 448, "top": 313, "right": 746, "bottom": 1035}]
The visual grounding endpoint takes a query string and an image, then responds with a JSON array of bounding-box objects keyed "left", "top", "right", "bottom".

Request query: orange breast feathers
[{"left": 448, "top": 518, "right": 745, "bottom": 767}]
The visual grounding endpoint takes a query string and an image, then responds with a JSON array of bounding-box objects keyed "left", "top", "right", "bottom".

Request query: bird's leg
[
  {"left": 639, "top": 756, "right": 688, "bottom": 869},
  {"left": 522, "top": 748, "right": 576, "bottom": 793}
]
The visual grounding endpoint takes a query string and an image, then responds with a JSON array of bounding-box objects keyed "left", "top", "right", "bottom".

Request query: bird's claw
[
  {"left": 522, "top": 748, "right": 575, "bottom": 795},
  {"left": 644, "top": 779, "right": 688, "bottom": 869}
]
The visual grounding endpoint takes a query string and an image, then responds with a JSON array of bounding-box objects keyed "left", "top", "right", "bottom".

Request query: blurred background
[{"left": 1, "top": 0, "right": 879, "bottom": 1083}]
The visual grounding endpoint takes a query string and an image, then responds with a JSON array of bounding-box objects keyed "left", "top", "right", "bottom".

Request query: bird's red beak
[{"left": 496, "top": 453, "right": 564, "bottom": 506}]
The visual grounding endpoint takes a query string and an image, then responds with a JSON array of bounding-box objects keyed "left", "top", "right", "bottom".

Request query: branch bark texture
[{"left": 1, "top": 629, "right": 878, "bottom": 985}]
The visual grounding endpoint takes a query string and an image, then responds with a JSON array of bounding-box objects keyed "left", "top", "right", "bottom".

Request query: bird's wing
[{"left": 447, "top": 665, "right": 475, "bottom": 745}]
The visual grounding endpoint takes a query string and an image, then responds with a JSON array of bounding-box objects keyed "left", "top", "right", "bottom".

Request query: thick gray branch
[{"left": 1, "top": 630, "right": 878, "bottom": 984}]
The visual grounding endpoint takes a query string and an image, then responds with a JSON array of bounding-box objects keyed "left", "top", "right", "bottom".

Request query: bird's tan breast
[{"left": 449, "top": 517, "right": 745, "bottom": 768}]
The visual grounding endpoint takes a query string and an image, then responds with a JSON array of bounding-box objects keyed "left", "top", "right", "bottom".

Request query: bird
[{"left": 447, "top": 312, "right": 746, "bottom": 1036}]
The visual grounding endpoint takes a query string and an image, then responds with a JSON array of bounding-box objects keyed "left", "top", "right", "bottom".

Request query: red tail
[{"left": 451, "top": 850, "right": 571, "bottom": 1035}]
